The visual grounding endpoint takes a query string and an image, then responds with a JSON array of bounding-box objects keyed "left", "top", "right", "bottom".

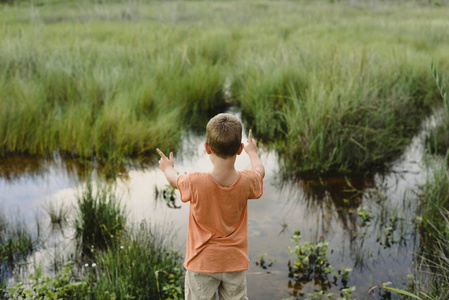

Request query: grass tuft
[{"left": 73, "top": 180, "right": 127, "bottom": 256}]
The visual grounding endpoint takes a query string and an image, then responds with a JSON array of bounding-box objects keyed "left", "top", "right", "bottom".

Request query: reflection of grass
[
  {"left": 0, "top": 208, "right": 33, "bottom": 295},
  {"left": 45, "top": 200, "right": 68, "bottom": 229},
  {"left": 74, "top": 180, "right": 127, "bottom": 255}
]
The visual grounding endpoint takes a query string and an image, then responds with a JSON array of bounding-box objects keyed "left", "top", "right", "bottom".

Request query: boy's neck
[
  {"left": 210, "top": 153, "right": 237, "bottom": 173},
  {"left": 209, "top": 154, "right": 239, "bottom": 186}
]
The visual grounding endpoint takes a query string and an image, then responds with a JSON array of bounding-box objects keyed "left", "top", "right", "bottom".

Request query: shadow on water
[{"left": 290, "top": 175, "right": 376, "bottom": 233}]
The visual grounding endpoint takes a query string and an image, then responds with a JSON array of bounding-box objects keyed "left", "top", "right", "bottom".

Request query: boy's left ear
[
  {"left": 236, "top": 143, "right": 244, "bottom": 155},
  {"left": 204, "top": 142, "right": 212, "bottom": 154}
]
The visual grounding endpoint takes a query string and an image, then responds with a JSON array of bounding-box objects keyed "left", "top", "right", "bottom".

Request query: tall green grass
[
  {"left": 418, "top": 159, "right": 449, "bottom": 250},
  {"left": 1, "top": 0, "right": 448, "bottom": 175},
  {"left": 0, "top": 14, "right": 230, "bottom": 165},
  {"left": 73, "top": 180, "right": 127, "bottom": 255},
  {"left": 237, "top": 50, "right": 437, "bottom": 175},
  {"left": 427, "top": 64, "right": 449, "bottom": 156}
]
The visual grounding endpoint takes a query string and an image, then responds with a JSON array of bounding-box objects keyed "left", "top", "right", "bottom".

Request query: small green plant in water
[
  {"left": 338, "top": 286, "right": 356, "bottom": 300},
  {"left": 341, "top": 268, "right": 352, "bottom": 286},
  {"left": 357, "top": 206, "right": 372, "bottom": 224},
  {"left": 155, "top": 184, "right": 181, "bottom": 209},
  {"left": 288, "top": 230, "right": 331, "bottom": 281},
  {"left": 255, "top": 253, "right": 274, "bottom": 270}
]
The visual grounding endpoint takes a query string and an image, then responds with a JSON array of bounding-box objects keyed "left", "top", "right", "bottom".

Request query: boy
[{"left": 156, "top": 113, "right": 265, "bottom": 300}]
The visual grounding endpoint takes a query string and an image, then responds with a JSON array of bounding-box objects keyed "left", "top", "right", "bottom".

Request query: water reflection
[
  {"left": 0, "top": 155, "right": 88, "bottom": 182},
  {"left": 277, "top": 175, "right": 377, "bottom": 238},
  {"left": 0, "top": 154, "right": 141, "bottom": 183}
]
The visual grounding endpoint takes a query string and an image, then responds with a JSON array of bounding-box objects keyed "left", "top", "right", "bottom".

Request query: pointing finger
[
  {"left": 156, "top": 148, "right": 167, "bottom": 159},
  {"left": 248, "top": 129, "right": 253, "bottom": 141},
  {"left": 169, "top": 152, "right": 173, "bottom": 161}
]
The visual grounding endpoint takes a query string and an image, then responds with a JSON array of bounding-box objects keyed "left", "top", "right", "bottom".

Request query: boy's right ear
[{"left": 204, "top": 142, "right": 212, "bottom": 154}]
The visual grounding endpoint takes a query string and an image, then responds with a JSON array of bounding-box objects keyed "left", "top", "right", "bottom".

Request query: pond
[{"left": 0, "top": 113, "right": 430, "bottom": 299}]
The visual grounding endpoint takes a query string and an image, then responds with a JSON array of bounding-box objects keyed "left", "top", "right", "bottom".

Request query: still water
[{"left": 0, "top": 123, "right": 428, "bottom": 299}]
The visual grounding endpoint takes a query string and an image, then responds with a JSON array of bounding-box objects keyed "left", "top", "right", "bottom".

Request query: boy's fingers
[
  {"left": 248, "top": 129, "right": 253, "bottom": 141},
  {"left": 169, "top": 152, "right": 173, "bottom": 161},
  {"left": 156, "top": 148, "right": 167, "bottom": 159}
]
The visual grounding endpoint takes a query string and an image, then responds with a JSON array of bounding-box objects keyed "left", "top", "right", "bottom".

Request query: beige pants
[{"left": 185, "top": 270, "right": 248, "bottom": 300}]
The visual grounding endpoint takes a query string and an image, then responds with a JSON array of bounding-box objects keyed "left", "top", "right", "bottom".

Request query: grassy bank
[{"left": 0, "top": 0, "right": 448, "bottom": 176}]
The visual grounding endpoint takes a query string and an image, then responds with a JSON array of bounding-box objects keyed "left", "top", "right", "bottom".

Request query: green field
[{"left": 1, "top": 0, "right": 448, "bottom": 176}]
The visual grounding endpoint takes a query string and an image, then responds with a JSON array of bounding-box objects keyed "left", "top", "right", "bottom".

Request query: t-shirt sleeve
[
  {"left": 247, "top": 170, "right": 263, "bottom": 199},
  {"left": 177, "top": 174, "right": 192, "bottom": 203}
]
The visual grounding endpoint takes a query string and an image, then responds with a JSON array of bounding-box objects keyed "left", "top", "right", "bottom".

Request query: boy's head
[{"left": 206, "top": 113, "right": 242, "bottom": 159}]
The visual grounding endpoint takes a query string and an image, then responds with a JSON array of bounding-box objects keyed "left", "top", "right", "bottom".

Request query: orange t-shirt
[{"left": 177, "top": 169, "right": 263, "bottom": 273}]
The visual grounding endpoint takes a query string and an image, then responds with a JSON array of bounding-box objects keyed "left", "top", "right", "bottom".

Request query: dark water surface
[{"left": 0, "top": 122, "right": 428, "bottom": 299}]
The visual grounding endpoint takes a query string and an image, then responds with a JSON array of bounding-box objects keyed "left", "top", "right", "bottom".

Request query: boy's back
[
  {"left": 157, "top": 113, "right": 265, "bottom": 300},
  {"left": 178, "top": 169, "right": 263, "bottom": 273}
]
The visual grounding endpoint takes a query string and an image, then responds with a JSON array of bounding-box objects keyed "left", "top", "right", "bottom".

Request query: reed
[
  {"left": 73, "top": 180, "right": 127, "bottom": 255},
  {"left": 427, "top": 64, "right": 449, "bottom": 156}
]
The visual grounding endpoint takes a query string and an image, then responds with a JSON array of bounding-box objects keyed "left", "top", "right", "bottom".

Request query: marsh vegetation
[{"left": 1, "top": 0, "right": 449, "bottom": 299}]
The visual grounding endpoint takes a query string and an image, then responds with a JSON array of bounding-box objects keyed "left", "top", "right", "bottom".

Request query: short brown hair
[{"left": 206, "top": 113, "right": 242, "bottom": 158}]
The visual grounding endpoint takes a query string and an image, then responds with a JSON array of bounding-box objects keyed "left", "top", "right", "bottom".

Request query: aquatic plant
[
  {"left": 155, "top": 184, "right": 181, "bottom": 209},
  {"left": 73, "top": 180, "right": 127, "bottom": 255},
  {"left": 288, "top": 230, "right": 332, "bottom": 282},
  {"left": 255, "top": 253, "right": 274, "bottom": 270}
]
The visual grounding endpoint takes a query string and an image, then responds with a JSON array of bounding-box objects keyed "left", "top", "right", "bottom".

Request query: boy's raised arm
[
  {"left": 156, "top": 148, "right": 179, "bottom": 188},
  {"left": 243, "top": 129, "right": 265, "bottom": 178}
]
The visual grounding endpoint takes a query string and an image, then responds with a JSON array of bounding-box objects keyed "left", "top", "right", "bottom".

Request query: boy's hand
[
  {"left": 244, "top": 129, "right": 258, "bottom": 155},
  {"left": 244, "top": 129, "right": 265, "bottom": 178},
  {"left": 156, "top": 148, "right": 174, "bottom": 172},
  {"left": 156, "top": 148, "right": 179, "bottom": 188}
]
